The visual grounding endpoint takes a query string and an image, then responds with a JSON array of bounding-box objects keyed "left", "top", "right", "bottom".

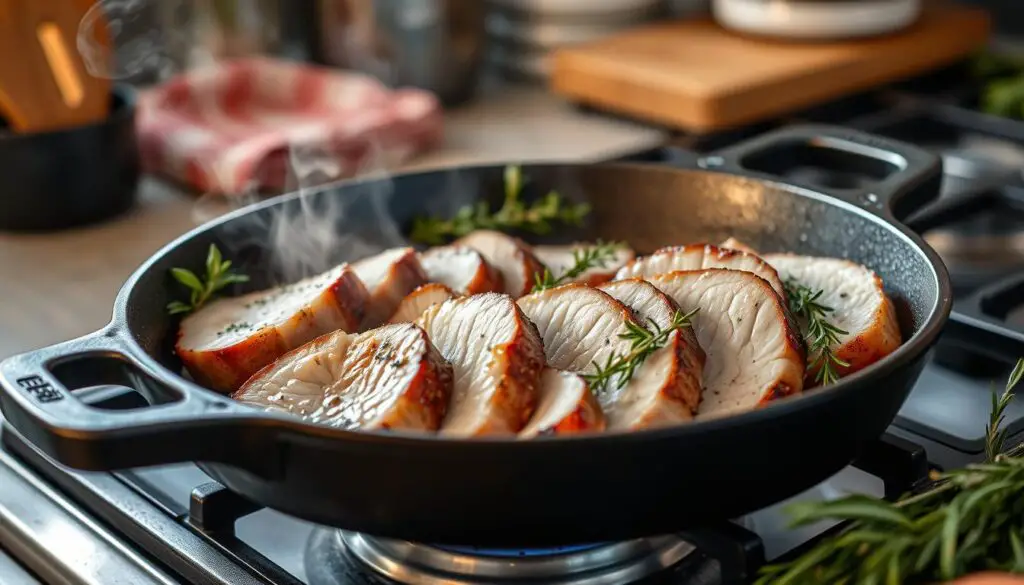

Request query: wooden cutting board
[{"left": 550, "top": 2, "right": 991, "bottom": 132}]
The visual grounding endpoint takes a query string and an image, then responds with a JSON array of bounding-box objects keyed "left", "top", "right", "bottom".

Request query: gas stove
[{"left": 5, "top": 63, "right": 1024, "bottom": 585}]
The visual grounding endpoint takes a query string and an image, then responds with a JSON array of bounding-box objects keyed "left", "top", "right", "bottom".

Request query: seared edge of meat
[
  {"left": 416, "top": 292, "right": 545, "bottom": 436},
  {"left": 616, "top": 243, "right": 786, "bottom": 299},
  {"left": 719, "top": 237, "right": 759, "bottom": 255},
  {"left": 519, "top": 368, "right": 606, "bottom": 438},
  {"left": 353, "top": 247, "right": 428, "bottom": 330},
  {"left": 453, "top": 230, "right": 546, "bottom": 297},
  {"left": 388, "top": 283, "right": 457, "bottom": 324},
  {"left": 650, "top": 269, "right": 806, "bottom": 418},
  {"left": 532, "top": 243, "right": 636, "bottom": 287},
  {"left": 765, "top": 253, "right": 902, "bottom": 382},
  {"left": 176, "top": 264, "right": 370, "bottom": 393},
  {"left": 419, "top": 245, "right": 504, "bottom": 294},
  {"left": 234, "top": 324, "right": 452, "bottom": 432},
  {"left": 598, "top": 278, "right": 706, "bottom": 415}
]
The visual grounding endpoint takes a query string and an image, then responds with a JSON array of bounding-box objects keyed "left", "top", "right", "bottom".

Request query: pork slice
[
  {"left": 453, "top": 230, "right": 545, "bottom": 297},
  {"left": 532, "top": 243, "right": 635, "bottom": 287},
  {"left": 517, "top": 283, "right": 695, "bottom": 430},
  {"left": 176, "top": 264, "right": 370, "bottom": 393},
  {"left": 616, "top": 244, "right": 786, "bottom": 298},
  {"left": 388, "top": 283, "right": 457, "bottom": 324},
  {"left": 233, "top": 324, "right": 452, "bottom": 431},
  {"left": 719, "top": 237, "right": 759, "bottom": 255},
  {"left": 598, "top": 278, "right": 705, "bottom": 416},
  {"left": 650, "top": 269, "right": 805, "bottom": 418},
  {"left": 416, "top": 293, "right": 545, "bottom": 436},
  {"left": 519, "top": 368, "right": 605, "bottom": 438},
  {"left": 352, "top": 247, "right": 428, "bottom": 329},
  {"left": 419, "top": 245, "right": 503, "bottom": 294},
  {"left": 765, "top": 254, "right": 902, "bottom": 383}
]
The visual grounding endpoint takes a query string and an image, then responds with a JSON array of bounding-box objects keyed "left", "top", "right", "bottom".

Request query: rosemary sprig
[
  {"left": 409, "top": 165, "right": 591, "bottom": 245},
  {"left": 531, "top": 241, "right": 624, "bottom": 293},
  {"left": 166, "top": 244, "right": 249, "bottom": 315},
  {"left": 583, "top": 309, "right": 698, "bottom": 394},
  {"left": 755, "top": 358, "right": 1024, "bottom": 585},
  {"left": 783, "top": 279, "right": 850, "bottom": 386}
]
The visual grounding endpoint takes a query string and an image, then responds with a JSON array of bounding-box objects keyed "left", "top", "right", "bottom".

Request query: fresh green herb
[
  {"left": 531, "top": 241, "right": 624, "bottom": 293},
  {"left": 167, "top": 244, "right": 249, "bottom": 316},
  {"left": 409, "top": 165, "right": 591, "bottom": 245},
  {"left": 784, "top": 279, "right": 850, "bottom": 386},
  {"left": 755, "top": 358, "right": 1024, "bottom": 585},
  {"left": 583, "top": 309, "right": 698, "bottom": 394},
  {"left": 971, "top": 52, "right": 1024, "bottom": 119}
]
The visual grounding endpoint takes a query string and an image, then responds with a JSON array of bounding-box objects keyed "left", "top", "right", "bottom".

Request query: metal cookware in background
[{"left": 0, "top": 125, "right": 951, "bottom": 547}]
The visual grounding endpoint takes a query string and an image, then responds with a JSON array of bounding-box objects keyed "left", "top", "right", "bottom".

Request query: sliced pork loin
[
  {"left": 453, "top": 230, "right": 545, "bottom": 297},
  {"left": 176, "top": 264, "right": 370, "bottom": 392},
  {"left": 232, "top": 324, "right": 452, "bottom": 431},
  {"left": 416, "top": 293, "right": 545, "bottom": 436},
  {"left": 616, "top": 244, "right": 786, "bottom": 298},
  {"left": 517, "top": 284, "right": 695, "bottom": 430},
  {"left": 765, "top": 254, "right": 902, "bottom": 382},
  {"left": 519, "top": 369, "right": 605, "bottom": 438},
  {"left": 352, "top": 247, "right": 428, "bottom": 329},
  {"left": 650, "top": 269, "right": 805, "bottom": 418},
  {"left": 388, "top": 283, "right": 457, "bottom": 324},
  {"left": 598, "top": 278, "right": 705, "bottom": 417},
  {"left": 719, "top": 237, "right": 759, "bottom": 255},
  {"left": 532, "top": 243, "right": 635, "bottom": 287},
  {"left": 418, "top": 246, "right": 503, "bottom": 294}
]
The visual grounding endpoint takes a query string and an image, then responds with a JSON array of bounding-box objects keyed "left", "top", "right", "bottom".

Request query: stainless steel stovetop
[{"left": 5, "top": 63, "right": 1024, "bottom": 584}]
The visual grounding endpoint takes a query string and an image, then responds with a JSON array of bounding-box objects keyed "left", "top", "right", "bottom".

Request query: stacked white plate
[{"left": 486, "top": 0, "right": 665, "bottom": 81}]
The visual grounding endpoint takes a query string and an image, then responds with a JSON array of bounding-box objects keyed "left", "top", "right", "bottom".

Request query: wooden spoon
[{"left": 0, "top": 0, "right": 111, "bottom": 133}]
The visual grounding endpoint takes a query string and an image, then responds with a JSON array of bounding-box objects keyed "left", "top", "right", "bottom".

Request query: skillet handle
[
  {"left": 699, "top": 124, "right": 943, "bottom": 222},
  {"left": 0, "top": 327, "right": 274, "bottom": 473}
]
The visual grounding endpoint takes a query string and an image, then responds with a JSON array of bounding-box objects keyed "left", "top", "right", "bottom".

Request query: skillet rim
[{"left": 110, "top": 161, "right": 953, "bottom": 449}]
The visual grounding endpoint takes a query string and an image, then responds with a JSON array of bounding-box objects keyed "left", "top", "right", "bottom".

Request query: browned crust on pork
[
  {"left": 419, "top": 246, "right": 505, "bottom": 295},
  {"left": 388, "top": 283, "right": 456, "bottom": 324},
  {"left": 453, "top": 232, "right": 546, "bottom": 297},
  {"left": 719, "top": 237, "right": 759, "bottom": 255},
  {"left": 178, "top": 267, "right": 369, "bottom": 394},
  {"left": 831, "top": 275, "right": 902, "bottom": 381},
  {"left": 375, "top": 329, "right": 453, "bottom": 431},
  {"left": 485, "top": 305, "right": 546, "bottom": 434},
  {"left": 359, "top": 249, "right": 429, "bottom": 330}
]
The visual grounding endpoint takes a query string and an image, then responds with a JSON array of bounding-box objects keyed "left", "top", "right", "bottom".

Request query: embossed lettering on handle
[{"left": 17, "top": 375, "right": 64, "bottom": 403}]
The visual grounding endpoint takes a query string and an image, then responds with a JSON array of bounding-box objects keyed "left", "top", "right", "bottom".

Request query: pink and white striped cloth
[{"left": 137, "top": 57, "right": 443, "bottom": 195}]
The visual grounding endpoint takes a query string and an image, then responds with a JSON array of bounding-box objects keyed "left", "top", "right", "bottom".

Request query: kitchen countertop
[{"left": 0, "top": 84, "right": 665, "bottom": 358}]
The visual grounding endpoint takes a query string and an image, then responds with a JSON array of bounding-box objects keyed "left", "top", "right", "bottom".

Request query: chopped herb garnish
[
  {"left": 531, "top": 241, "right": 624, "bottom": 293},
  {"left": 167, "top": 244, "right": 249, "bottom": 316},
  {"left": 409, "top": 165, "right": 591, "bottom": 245},
  {"left": 783, "top": 279, "right": 850, "bottom": 386},
  {"left": 583, "top": 309, "right": 698, "bottom": 394}
]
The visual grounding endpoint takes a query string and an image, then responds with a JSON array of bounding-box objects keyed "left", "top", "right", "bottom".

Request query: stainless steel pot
[{"left": 315, "top": 0, "right": 488, "bottom": 106}]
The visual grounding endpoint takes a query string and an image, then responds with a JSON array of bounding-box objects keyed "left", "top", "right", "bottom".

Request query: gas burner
[{"left": 305, "top": 530, "right": 695, "bottom": 585}]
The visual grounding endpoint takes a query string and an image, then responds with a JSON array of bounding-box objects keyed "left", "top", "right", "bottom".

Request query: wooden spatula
[{"left": 0, "top": 0, "right": 111, "bottom": 133}]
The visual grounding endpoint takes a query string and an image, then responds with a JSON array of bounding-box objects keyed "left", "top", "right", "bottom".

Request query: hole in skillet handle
[
  {"left": 696, "top": 124, "right": 944, "bottom": 223},
  {"left": 0, "top": 327, "right": 261, "bottom": 473}
]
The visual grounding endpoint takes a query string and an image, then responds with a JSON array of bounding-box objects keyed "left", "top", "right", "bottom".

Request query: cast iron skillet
[{"left": 0, "top": 125, "right": 951, "bottom": 547}]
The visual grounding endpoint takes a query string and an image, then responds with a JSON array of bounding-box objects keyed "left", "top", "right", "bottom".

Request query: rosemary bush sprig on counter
[
  {"left": 167, "top": 244, "right": 249, "bottom": 316},
  {"left": 755, "top": 358, "right": 1024, "bottom": 585},
  {"left": 584, "top": 309, "right": 698, "bottom": 394},
  {"left": 409, "top": 165, "right": 591, "bottom": 245},
  {"left": 531, "top": 241, "right": 624, "bottom": 293},
  {"left": 783, "top": 279, "right": 850, "bottom": 386}
]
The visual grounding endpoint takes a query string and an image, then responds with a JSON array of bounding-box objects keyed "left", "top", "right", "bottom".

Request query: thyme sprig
[
  {"left": 531, "top": 241, "right": 624, "bottom": 293},
  {"left": 584, "top": 309, "right": 698, "bottom": 394},
  {"left": 783, "top": 279, "right": 850, "bottom": 386},
  {"left": 409, "top": 165, "right": 591, "bottom": 245},
  {"left": 167, "top": 244, "right": 249, "bottom": 316},
  {"left": 755, "top": 358, "right": 1024, "bottom": 585}
]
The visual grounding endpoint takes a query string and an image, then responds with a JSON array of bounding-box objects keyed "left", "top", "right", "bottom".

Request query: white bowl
[{"left": 712, "top": 0, "right": 923, "bottom": 40}]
